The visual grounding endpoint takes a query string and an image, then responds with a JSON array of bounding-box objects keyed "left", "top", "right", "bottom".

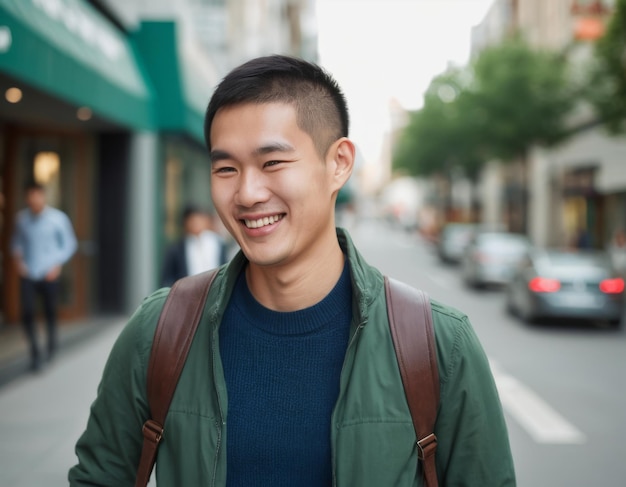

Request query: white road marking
[{"left": 489, "top": 360, "right": 587, "bottom": 444}]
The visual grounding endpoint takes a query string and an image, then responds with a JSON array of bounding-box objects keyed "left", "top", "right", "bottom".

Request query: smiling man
[{"left": 70, "top": 55, "right": 515, "bottom": 486}]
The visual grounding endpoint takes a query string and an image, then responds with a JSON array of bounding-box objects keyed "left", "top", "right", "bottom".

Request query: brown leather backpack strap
[
  {"left": 385, "top": 277, "right": 440, "bottom": 487},
  {"left": 135, "top": 269, "right": 219, "bottom": 487}
]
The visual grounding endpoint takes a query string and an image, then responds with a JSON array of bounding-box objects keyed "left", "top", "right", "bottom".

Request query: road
[{"left": 0, "top": 218, "right": 624, "bottom": 486}]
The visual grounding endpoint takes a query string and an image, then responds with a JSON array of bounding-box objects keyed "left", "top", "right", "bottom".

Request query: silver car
[
  {"left": 437, "top": 223, "right": 476, "bottom": 264},
  {"left": 505, "top": 248, "right": 624, "bottom": 327},
  {"left": 461, "top": 232, "right": 530, "bottom": 288}
]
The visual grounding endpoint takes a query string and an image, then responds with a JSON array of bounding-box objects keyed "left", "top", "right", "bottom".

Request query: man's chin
[{"left": 242, "top": 249, "right": 289, "bottom": 269}]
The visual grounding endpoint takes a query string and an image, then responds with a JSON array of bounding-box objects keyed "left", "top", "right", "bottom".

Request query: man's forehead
[{"left": 210, "top": 103, "right": 315, "bottom": 159}]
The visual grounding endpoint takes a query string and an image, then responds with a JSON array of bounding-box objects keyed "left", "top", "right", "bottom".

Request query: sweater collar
[{"left": 210, "top": 228, "right": 382, "bottom": 328}]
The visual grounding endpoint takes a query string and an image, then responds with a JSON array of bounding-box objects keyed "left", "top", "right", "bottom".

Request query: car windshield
[
  {"left": 443, "top": 224, "right": 474, "bottom": 238},
  {"left": 542, "top": 251, "right": 610, "bottom": 269},
  {"left": 477, "top": 234, "right": 528, "bottom": 254}
]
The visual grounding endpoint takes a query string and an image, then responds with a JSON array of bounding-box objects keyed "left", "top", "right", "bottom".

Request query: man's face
[
  {"left": 25, "top": 188, "right": 46, "bottom": 214},
  {"left": 209, "top": 102, "right": 339, "bottom": 269}
]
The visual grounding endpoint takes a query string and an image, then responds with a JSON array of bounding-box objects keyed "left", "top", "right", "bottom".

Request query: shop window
[{"left": 33, "top": 151, "right": 61, "bottom": 207}]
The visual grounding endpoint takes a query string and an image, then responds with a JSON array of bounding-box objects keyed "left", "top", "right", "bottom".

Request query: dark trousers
[{"left": 20, "top": 278, "right": 59, "bottom": 367}]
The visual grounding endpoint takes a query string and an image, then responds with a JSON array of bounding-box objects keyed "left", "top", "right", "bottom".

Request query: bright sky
[{"left": 316, "top": 0, "right": 493, "bottom": 166}]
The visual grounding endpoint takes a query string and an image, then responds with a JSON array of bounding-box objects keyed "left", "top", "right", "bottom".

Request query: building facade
[
  {"left": 518, "top": 0, "right": 623, "bottom": 249},
  {"left": 470, "top": 0, "right": 624, "bottom": 248}
]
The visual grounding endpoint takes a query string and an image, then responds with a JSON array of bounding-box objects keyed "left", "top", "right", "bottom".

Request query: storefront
[
  {"left": 560, "top": 167, "right": 605, "bottom": 249},
  {"left": 1, "top": 1, "right": 218, "bottom": 325},
  {"left": 0, "top": 0, "right": 155, "bottom": 324}
]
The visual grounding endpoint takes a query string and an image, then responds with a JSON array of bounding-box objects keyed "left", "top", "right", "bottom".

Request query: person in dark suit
[{"left": 161, "top": 205, "right": 228, "bottom": 287}]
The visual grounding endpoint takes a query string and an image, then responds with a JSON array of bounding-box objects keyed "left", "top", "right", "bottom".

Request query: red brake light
[
  {"left": 599, "top": 278, "right": 625, "bottom": 294},
  {"left": 529, "top": 277, "right": 561, "bottom": 293}
]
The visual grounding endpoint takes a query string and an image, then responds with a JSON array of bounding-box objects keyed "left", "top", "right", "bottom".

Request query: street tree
[
  {"left": 393, "top": 67, "right": 484, "bottom": 220},
  {"left": 469, "top": 36, "right": 576, "bottom": 231},
  {"left": 394, "top": 37, "right": 575, "bottom": 231},
  {"left": 588, "top": 0, "right": 626, "bottom": 132}
]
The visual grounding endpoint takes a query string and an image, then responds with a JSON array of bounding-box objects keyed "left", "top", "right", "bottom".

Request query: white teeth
[{"left": 244, "top": 214, "right": 283, "bottom": 229}]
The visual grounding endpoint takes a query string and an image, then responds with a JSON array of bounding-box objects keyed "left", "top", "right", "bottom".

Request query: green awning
[
  {"left": 0, "top": 0, "right": 154, "bottom": 129},
  {"left": 134, "top": 21, "right": 215, "bottom": 145}
]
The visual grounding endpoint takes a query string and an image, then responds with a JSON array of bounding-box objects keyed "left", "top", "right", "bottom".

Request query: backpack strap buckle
[
  {"left": 142, "top": 419, "right": 164, "bottom": 445},
  {"left": 417, "top": 433, "right": 438, "bottom": 460}
]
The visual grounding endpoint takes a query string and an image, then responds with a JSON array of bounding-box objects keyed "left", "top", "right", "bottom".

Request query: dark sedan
[{"left": 505, "top": 248, "right": 624, "bottom": 327}]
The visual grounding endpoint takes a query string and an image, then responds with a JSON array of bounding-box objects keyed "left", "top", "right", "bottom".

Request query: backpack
[{"left": 135, "top": 269, "right": 439, "bottom": 487}]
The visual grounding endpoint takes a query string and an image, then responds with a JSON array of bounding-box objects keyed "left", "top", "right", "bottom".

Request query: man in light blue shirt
[{"left": 11, "top": 182, "right": 77, "bottom": 371}]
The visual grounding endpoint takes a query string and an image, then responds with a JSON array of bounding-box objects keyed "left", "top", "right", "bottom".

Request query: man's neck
[{"left": 245, "top": 235, "right": 345, "bottom": 312}]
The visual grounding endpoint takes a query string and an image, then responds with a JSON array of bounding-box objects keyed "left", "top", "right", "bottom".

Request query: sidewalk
[
  {"left": 0, "top": 315, "right": 127, "bottom": 388},
  {"left": 0, "top": 317, "right": 128, "bottom": 487}
]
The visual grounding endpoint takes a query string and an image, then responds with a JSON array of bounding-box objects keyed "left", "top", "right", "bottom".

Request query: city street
[
  {"left": 1, "top": 218, "right": 625, "bottom": 486},
  {"left": 351, "top": 219, "right": 626, "bottom": 487}
]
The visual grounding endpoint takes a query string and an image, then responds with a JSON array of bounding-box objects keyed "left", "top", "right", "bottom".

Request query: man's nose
[{"left": 235, "top": 169, "right": 270, "bottom": 207}]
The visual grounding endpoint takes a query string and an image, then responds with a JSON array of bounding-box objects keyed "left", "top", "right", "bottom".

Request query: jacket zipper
[
  {"left": 331, "top": 318, "right": 366, "bottom": 487},
  {"left": 211, "top": 323, "right": 225, "bottom": 486}
]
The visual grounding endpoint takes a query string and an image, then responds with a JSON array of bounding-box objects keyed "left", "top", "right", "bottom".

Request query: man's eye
[
  {"left": 214, "top": 166, "right": 235, "bottom": 174},
  {"left": 264, "top": 160, "right": 282, "bottom": 168}
]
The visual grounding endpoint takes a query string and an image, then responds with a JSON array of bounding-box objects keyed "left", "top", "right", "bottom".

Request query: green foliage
[
  {"left": 392, "top": 67, "right": 484, "bottom": 179},
  {"left": 589, "top": 0, "right": 626, "bottom": 132},
  {"left": 471, "top": 36, "right": 575, "bottom": 161},
  {"left": 394, "top": 36, "right": 576, "bottom": 179}
]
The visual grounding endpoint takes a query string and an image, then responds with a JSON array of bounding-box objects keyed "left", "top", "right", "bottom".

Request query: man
[
  {"left": 161, "top": 205, "right": 229, "bottom": 287},
  {"left": 11, "top": 182, "right": 77, "bottom": 371},
  {"left": 70, "top": 55, "right": 515, "bottom": 486}
]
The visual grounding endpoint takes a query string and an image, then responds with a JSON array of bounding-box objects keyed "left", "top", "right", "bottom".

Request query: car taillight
[
  {"left": 528, "top": 277, "right": 561, "bottom": 293},
  {"left": 599, "top": 278, "right": 625, "bottom": 294}
]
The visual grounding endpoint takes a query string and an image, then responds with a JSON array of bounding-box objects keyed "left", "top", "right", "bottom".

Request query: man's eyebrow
[
  {"left": 254, "top": 142, "right": 296, "bottom": 156},
  {"left": 209, "top": 149, "right": 231, "bottom": 163},
  {"left": 210, "top": 143, "right": 296, "bottom": 164}
]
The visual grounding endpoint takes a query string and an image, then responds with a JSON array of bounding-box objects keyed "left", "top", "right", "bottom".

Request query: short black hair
[
  {"left": 204, "top": 55, "right": 349, "bottom": 158},
  {"left": 178, "top": 205, "right": 204, "bottom": 227}
]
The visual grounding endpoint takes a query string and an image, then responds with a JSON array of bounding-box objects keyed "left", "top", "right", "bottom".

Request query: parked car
[
  {"left": 505, "top": 248, "right": 624, "bottom": 327},
  {"left": 461, "top": 232, "right": 531, "bottom": 288},
  {"left": 437, "top": 223, "right": 476, "bottom": 264}
]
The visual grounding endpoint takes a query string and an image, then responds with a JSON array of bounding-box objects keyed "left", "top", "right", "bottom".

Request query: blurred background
[
  {"left": 2, "top": 0, "right": 625, "bottom": 324},
  {"left": 1, "top": 0, "right": 625, "bottom": 486}
]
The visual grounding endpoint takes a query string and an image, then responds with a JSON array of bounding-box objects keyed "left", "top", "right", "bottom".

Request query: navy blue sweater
[{"left": 219, "top": 262, "right": 352, "bottom": 486}]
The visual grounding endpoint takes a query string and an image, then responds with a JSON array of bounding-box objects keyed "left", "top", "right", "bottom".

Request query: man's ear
[{"left": 328, "top": 137, "right": 355, "bottom": 190}]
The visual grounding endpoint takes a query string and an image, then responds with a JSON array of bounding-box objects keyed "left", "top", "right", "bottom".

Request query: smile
[{"left": 243, "top": 214, "right": 284, "bottom": 229}]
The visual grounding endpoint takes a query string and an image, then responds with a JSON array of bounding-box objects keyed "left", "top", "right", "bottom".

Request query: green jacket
[{"left": 69, "top": 229, "right": 515, "bottom": 486}]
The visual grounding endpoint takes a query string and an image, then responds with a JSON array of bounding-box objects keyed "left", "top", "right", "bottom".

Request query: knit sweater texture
[{"left": 219, "top": 262, "right": 352, "bottom": 486}]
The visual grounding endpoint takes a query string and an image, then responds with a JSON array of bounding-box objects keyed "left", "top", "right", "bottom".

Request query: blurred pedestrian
[
  {"left": 608, "top": 228, "right": 626, "bottom": 276},
  {"left": 575, "top": 227, "right": 592, "bottom": 249},
  {"left": 11, "top": 182, "right": 77, "bottom": 371},
  {"left": 70, "top": 55, "right": 515, "bottom": 486},
  {"left": 161, "top": 205, "right": 228, "bottom": 287}
]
